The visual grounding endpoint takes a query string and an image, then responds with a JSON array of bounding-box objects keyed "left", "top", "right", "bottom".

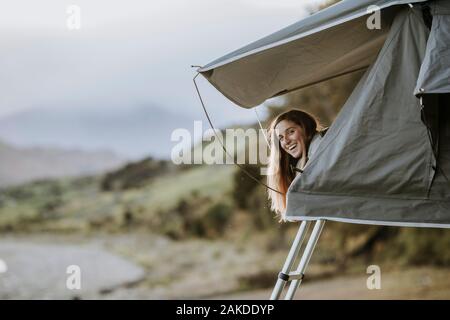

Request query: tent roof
[{"left": 199, "top": 0, "right": 428, "bottom": 108}]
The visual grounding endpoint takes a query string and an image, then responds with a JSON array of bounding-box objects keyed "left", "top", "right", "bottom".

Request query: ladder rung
[{"left": 287, "top": 271, "right": 304, "bottom": 281}]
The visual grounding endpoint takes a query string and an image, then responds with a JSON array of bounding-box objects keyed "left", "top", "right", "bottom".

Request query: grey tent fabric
[
  {"left": 196, "top": 0, "right": 450, "bottom": 228},
  {"left": 199, "top": 0, "right": 427, "bottom": 108},
  {"left": 285, "top": 6, "right": 450, "bottom": 228},
  {"left": 415, "top": 0, "right": 450, "bottom": 96}
]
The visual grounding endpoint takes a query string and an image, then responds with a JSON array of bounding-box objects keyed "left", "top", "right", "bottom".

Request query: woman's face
[{"left": 275, "top": 120, "right": 304, "bottom": 159}]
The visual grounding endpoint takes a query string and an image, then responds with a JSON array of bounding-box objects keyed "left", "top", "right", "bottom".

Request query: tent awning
[{"left": 199, "top": 0, "right": 427, "bottom": 108}]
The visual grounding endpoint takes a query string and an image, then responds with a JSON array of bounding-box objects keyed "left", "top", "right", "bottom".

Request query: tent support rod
[
  {"left": 285, "top": 220, "right": 325, "bottom": 300},
  {"left": 270, "top": 221, "right": 311, "bottom": 300}
]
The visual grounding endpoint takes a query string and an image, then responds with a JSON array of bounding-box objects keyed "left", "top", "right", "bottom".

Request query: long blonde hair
[{"left": 267, "top": 109, "right": 319, "bottom": 221}]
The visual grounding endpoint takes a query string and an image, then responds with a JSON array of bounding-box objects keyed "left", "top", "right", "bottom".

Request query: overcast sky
[{"left": 0, "top": 0, "right": 326, "bottom": 125}]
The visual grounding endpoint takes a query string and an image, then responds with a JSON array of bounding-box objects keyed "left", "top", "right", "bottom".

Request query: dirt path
[
  {"left": 1, "top": 233, "right": 449, "bottom": 300},
  {"left": 212, "top": 267, "right": 450, "bottom": 300},
  {"left": 0, "top": 237, "right": 145, "bottom": 299}
]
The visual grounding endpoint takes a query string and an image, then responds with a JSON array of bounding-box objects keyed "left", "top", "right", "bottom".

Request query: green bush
[
  {"left": 393, "top": 228, "right": 450, "bottom": 266},
  {"left": 246, "top": 186, "right": 274, "bottom": 230},
  {"left": 203, "top": 202, "right": 233, "bottom": 237},
  {"left": 100, "top": 157, "right": 173, "bottom": 191},
  {"left": 158, "top": 196, "right": 234, "bottom": 240},
  {"left": 232, "top": 164, "right": 261, "bottom": 209}
]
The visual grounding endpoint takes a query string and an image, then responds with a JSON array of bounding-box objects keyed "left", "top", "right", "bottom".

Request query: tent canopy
[
  {"left": 197, "top": 0, "right": 450, "bottom": 228},
  {"left": 285, "top": 4, "right": 450, "bottom": 228},
  {"left": 199, "top": 0, "right": 427, "bottom": 108}
]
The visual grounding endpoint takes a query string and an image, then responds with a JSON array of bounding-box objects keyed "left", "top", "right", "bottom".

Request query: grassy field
[
  {"left": 1, "top": 159, "right": 449, "bottom": 299},
  {"left": 0, "top": 164, "right": 236, "bottom": 233}
]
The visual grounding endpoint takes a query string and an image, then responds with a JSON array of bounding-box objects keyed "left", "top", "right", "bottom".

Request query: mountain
[
  {"left": 0, "top": 104, "right": 197, "bottom": 160},
  {"left": 0, "top": 139, "right": 126, "bottom": 188}
]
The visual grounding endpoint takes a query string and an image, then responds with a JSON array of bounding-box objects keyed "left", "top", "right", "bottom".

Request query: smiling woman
[{"left": 267, "top": 109, "right": 325, "bottom": 220}]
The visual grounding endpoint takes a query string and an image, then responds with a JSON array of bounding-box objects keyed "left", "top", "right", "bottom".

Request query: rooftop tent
[
  {"left": 198, "top": 0, "right": 427, "bottom": 108},
  {"left": 285, "top": 1, "right": 450, "bottom": 228},
  {"left": 196, "top": 0, "right": 450, "bottom": 300},
  {"left": 198, "top": 0, "right": 450, "bottom": 228}
]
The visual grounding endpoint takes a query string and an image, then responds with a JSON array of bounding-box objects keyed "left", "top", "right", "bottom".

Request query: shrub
[
  {"left": 232, "top": 164, "right": 261, "bottom": 209},
  {"left": 203, "top": 202, "right": 233, "bottom": 237},
  {"left": 100, "top": 157, "right": 174, "bottom": 191},
  {"left": 246, "top": 186, "right": 274, "bottom": 230},
  {"left": 393, "top": 228, "right": 450, "bottom": 266}
]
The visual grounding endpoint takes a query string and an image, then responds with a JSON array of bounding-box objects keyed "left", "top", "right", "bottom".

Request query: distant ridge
[
  {"left": 0, "top": 139, "right": 127, "bottom": 188},
  {"left": 0, "top": 104, "right": 197, "bottom": 160}
]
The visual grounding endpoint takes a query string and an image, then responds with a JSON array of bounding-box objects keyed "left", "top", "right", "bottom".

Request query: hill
[
  {"left": 0, "top": 139, "right": 126, "bottom": 188},
  {"left": 0, "top": 104, "right": 196, "bottom": 159}
]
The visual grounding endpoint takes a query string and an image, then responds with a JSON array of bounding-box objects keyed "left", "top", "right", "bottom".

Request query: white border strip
[{"left": 285, "top": 215, "right": 450, "bottom": 229}]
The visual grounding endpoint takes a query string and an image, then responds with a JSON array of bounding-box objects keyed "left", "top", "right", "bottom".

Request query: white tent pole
[
  {"left": 270, "top": 221, "right": 311, "bottom": 300},
  {"left": 284, "top": 219, "right": 325, "bottom": 300}
]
